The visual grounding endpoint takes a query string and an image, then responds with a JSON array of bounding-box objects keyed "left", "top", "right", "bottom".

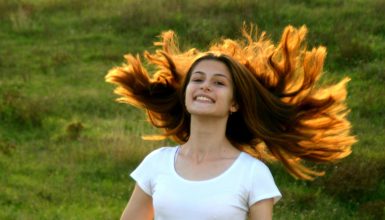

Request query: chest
[
  {"left": 151, "top": 174, "right": 249, "bottom": 220},
  {"left": 174, "top": 155, "right": 238, "bottom": 181}
]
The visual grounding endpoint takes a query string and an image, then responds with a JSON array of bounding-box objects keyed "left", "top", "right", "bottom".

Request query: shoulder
[
  {"left": 147, "top": 146, "right": 177, "bottom": 156},
  {"left": 131, "top": 146, "right": 177, "bottom": 175},
  {"left": 142, "top": 146, "right": 177, "bottom": 161},
  {"left": 239, "top": 153, "right": 282, "bottom": 204},
  {"left": 240, "top": 152, "right": 270, "bottom": 170},
  {"left": 238, "top": 152, "right": 275, "bottom": 179}
]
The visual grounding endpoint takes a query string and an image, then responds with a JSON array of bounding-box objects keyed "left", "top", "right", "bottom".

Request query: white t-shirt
[{"left": 130, "top": 146, "right": 281, "bottom": 220}]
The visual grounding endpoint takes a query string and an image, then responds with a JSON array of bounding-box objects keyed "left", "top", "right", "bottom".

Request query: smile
[{"left": 195, "top": 95, "right": 215, "bottom": 103}]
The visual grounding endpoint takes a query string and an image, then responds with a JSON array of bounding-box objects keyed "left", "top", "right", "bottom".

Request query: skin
[
  {"left": 120, "top": 185, "right": 153, "bottom": 220},
  {"left": 120, "top": 59, "right": 274, "bottom": 220}
]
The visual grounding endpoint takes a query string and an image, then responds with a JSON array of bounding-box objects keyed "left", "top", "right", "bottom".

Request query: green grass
[{"left": 0, "top": 0, "right": 384, "bottom": 219}]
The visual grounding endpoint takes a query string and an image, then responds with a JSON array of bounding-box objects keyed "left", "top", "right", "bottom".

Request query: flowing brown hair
[{"left": 105, "top": 25, "right": 357, "bottom": 180}]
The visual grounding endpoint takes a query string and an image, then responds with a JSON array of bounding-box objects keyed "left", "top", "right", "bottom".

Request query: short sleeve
[
  {"left": 248, "top": 161, "right": 282, "bottom": 206},
  {"left": 130, "top": 148, "right": 162, "bottom": 196}
]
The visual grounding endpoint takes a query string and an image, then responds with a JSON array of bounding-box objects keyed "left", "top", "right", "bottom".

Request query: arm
[
  {"left": 120, "top": 184, "right": 154, "bottom": 220},
  {"left": 249, "top": 198, "right": 274, "bottom": 220}
]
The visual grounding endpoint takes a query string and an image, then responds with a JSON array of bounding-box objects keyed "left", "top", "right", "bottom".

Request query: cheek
[
  {"left": 184, "top": 84, "right": 194, "bottom": 104},
  {"left": 225, "top": 87, "right": 235, "bottom": 102}
]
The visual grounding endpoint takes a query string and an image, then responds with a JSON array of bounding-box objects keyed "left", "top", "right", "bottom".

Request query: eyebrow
[{"left": 192, "top": 71, "right": 230, "bottom": 79}]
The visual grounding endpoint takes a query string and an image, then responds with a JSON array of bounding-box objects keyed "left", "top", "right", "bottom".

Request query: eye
[
  {"left": 190, "top": 77, "right": 203, "bottom": 82},
  {"left": 214, "top": 81, "right": 225, "bottom": 86}
]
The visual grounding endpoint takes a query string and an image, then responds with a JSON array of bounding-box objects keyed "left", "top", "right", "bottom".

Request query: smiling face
[{"left": 185, "top": 59, "right": 238, "bottom": 118}]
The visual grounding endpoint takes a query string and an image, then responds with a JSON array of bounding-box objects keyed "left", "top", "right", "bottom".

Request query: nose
[{"left": 200, "top": 82, "right": 211, "bottom": 91}]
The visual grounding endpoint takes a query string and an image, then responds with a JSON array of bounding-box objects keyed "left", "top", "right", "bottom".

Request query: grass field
[{"left": 0, "top": 0, "right": 384, "bottom": 219}]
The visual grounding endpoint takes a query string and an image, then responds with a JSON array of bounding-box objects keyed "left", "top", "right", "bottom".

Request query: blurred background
[{"left": 0, "top": 0, "right": 384, "bottom": 219}]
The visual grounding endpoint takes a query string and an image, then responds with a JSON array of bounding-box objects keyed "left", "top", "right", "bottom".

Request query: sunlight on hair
[{"left": 106, "top": 24, "right": 357, "bottom": 180}]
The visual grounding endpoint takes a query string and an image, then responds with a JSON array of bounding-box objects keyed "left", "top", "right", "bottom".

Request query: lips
[{"left": 194, "top": 95, "right": 215, "bottom": 103}]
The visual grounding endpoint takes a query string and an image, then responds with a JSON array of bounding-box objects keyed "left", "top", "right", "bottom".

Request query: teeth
[{"left": 196, "top": 96, "right": 213, "bottom": 102}]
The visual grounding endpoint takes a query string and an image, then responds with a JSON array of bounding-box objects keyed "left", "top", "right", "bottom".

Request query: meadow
[{"left": 0, "top": 0, "right": 384, "bottom": 219}]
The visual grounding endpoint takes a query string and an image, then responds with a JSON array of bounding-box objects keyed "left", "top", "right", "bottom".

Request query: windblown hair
[{"left": 105, "top": 25, "right": 357, "bottom": 180}]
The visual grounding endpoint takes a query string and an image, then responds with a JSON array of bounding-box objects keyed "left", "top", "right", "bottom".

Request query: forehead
[{"left": 191, "top": 59, "right": 231, "bottom": 77}]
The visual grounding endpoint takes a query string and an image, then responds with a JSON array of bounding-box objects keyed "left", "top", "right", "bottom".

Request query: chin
[{"left": 189, "top": 110, "right": 228, "bottom": 118}]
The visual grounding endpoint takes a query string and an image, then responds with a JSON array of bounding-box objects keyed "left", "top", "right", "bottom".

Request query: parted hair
[{"left": 105, "top": 25, "right": 357, "bottom": 180}]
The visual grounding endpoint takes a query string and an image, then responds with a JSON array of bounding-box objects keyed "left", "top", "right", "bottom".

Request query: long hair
[{"left": 105, "top": 25, "right": 357, "bottom": 180}]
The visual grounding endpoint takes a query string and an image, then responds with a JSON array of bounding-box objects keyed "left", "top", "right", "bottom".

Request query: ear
[{"left": 230, "top": 102, "right": 239, "bottom": 113}]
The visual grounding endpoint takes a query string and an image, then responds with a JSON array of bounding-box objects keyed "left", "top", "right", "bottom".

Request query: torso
[
  {"left": 174, "top": 146, "right": 241, "bottom": 181},
  {"left": 130, "top": 146, "right": 282, "bottom": 220}
]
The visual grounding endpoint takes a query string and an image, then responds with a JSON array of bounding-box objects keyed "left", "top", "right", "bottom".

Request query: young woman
[{"left": 106, "top": 25, "right": 356, "bottom": 220}]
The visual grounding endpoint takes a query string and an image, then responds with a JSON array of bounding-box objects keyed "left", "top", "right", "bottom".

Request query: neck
[{"left": 181, "top": 115, "right": 237, "bottom": 161}]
